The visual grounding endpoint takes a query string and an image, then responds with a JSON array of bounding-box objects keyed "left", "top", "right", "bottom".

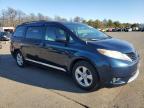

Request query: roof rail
[{"left": 21, "top": 20, "right": 48, "bottom": 25}]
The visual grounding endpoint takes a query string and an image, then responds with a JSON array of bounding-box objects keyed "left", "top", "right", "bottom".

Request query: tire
[
  {"left": 72, "top": 61, "right": 100, "bottom": 91},
  {"left": 15, "top": 51, "right": 26, "bottom": 67},
  {"left": 0, "top": 44, "right": 2, "bottom": 49}
]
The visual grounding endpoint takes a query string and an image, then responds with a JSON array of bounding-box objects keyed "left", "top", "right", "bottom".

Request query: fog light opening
[{"left": 111, "top": 77, "right": 125, "bottom": 84}]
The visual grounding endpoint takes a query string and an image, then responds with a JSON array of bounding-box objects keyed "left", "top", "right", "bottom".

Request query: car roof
[{"left": 17, "top": 21, "right": 82, "bottom": 27}]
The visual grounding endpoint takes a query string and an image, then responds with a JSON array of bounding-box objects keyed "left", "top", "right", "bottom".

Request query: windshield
[
  {"left": 0, "top": 32, "right": 4, "bottom": 36},
  {"left": 64, "top": 23, "right": 109, "bottom": 41},
  {"left": 0, "top": 32, "right": 11, "bottom": 37}
]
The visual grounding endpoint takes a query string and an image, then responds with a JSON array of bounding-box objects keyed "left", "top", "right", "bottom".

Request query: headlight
[{"left": 97, "top": 49, "right": 132, "bottom": 62}]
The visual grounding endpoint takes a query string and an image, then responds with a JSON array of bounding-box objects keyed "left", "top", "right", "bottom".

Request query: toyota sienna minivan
[{"left": 10, "top": 21, "right": 140, "bottom": 90}]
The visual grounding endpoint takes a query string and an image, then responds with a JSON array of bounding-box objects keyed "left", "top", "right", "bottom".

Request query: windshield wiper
[
  {"left": 82, "top": 38, "right": 99, "bottom": 41},
  {"left": 87, "top": 38, "right": 107, "bottom": 41},
  {"left": 90, "top": 39, "right": 100, "bottom": 41}
]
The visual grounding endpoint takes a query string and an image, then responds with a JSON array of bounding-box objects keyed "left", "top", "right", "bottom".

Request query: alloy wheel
[
  {"left": 75, "top": 66, "right": 93, "bottom": 87},
  {"left": 16, "top": 53, "right": 24, "bottom": 66}
]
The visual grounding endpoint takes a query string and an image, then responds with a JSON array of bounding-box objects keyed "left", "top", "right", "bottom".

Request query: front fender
[{"left": 67, "top": 51, "right": 112, "bottom": 82}]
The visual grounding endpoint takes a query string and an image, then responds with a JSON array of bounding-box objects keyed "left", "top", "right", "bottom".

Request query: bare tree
[
  {"left": 29, "top": 13, "right": 37, "bottom": 21},
  {"left": 73, "top": 16, "right": 83, "bottom": 22},
  {"left": 6, "top": 7, "right": 17, "bottom": 26},
  {"left": 0, "top": 9, "right": 6, "bottom": 26},
  {"left": 37, "top": 13, "right": 45, "bottom": 20},
  {"left": 17, "top": 10, "right": 26, "bottom": 24},
  {"left": 0, "top": 7, "right": 137, "bottom": 29},
  {"left": 54, "top": 16, "right": 67, "bottom": 21}
]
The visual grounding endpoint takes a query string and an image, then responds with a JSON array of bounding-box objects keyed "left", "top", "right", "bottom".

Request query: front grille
[{"left": 126, "top": 52, "right": 137, "bottom": 61}]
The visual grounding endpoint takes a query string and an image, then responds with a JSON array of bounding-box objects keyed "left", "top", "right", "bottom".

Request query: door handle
[
  {"left": 34, "top": 43, "right": 40, "bottom": 45},
  {"left": 34, "top": 43, "right": 46, "bottom": 47}
]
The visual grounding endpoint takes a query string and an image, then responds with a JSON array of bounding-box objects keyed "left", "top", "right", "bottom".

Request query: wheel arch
[
  {"left": 69, "top": 57, "right": 100, "bottom": 80},
  {"left": 13, "top": 49, "right": 21, "bottom": 58}
]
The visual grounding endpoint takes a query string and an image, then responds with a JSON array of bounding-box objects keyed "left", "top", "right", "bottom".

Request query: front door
[{"left": 38, "top": 26, "right": 71, "bottom": 69}]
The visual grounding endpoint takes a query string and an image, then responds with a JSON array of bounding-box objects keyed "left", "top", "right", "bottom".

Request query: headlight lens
[{"left": 97, "top": 49, "right": 132, "bottom": 62}]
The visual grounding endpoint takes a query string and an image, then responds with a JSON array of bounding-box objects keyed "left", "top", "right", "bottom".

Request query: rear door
[{"left": 23, "top": 26, "right": 45, "bottom": 60}]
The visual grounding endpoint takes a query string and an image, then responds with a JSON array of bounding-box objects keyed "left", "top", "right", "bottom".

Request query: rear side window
[
  {"left": 26, "top": 27, "right": 43, "bottom": 40},
  {"left": 13, "top": 26, "right": 25, "bottom": 37}
]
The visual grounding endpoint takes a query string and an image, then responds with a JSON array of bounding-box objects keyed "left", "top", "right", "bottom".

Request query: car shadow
[{"left": 0, "top": 54, "right": 89, "bottom": 93}]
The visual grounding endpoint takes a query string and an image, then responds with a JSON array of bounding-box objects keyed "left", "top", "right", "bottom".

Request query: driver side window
[{"left": 45, "top": 26, "right": 67, "bottom": 42}]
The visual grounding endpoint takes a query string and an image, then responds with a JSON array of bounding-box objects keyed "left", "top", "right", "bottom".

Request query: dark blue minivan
[{"left": 10, "top": 21, "right": 140, "bottom": 90}]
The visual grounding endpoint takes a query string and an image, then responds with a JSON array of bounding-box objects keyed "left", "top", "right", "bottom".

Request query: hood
[{"left": 87, "top": 38, "right": 135, "bottom": 53}]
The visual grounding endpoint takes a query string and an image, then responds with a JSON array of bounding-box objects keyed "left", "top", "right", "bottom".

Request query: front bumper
[
  {"left": 108, "top": 58, "right": 140, "bottom": 85},
  {"left": 110, "top": 67, "right": 139, "bottom": 85},
  {"left": 96, "top": 54, "right": 140, "bottom": 86},
  {"left": 127, "top": 68, "right": 139, "bottom": 83}
]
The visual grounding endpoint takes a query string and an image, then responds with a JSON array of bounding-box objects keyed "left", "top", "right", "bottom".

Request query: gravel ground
[{"left": 0, "top": 32, "right": 144, "bottom": 108}]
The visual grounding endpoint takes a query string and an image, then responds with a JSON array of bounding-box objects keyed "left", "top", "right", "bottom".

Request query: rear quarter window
[{"left": 13, "top": 26, "right": 26, "bottom": 37}]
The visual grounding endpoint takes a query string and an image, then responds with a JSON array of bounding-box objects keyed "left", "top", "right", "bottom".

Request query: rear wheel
[
  {"left": 72, "top": 61, "right": 100, "bottom": 91},
  {"left": 15, "top": 51, "right": 26, "bottom": 67}
]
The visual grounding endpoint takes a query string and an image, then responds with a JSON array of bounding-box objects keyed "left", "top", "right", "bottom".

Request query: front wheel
[{"left": 72, "top": 61, "right": 100, "bottom": 91}]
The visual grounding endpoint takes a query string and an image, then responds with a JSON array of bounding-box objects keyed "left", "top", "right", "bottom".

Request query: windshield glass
[
  {"left": 0, "top": 32, "right": 4, "bottom": 36},
  {"left": 64, "top": 23, "right": 109, "bottom": 41}
]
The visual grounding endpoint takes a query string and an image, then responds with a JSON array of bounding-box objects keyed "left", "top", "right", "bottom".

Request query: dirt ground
[{"left": 0, "top": 32, "right": 144, "bottom": 108}]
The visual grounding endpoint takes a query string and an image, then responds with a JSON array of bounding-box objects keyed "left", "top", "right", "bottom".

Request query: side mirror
[{"left": 55, "top": 38, "right": 67, "bottom": 43}]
